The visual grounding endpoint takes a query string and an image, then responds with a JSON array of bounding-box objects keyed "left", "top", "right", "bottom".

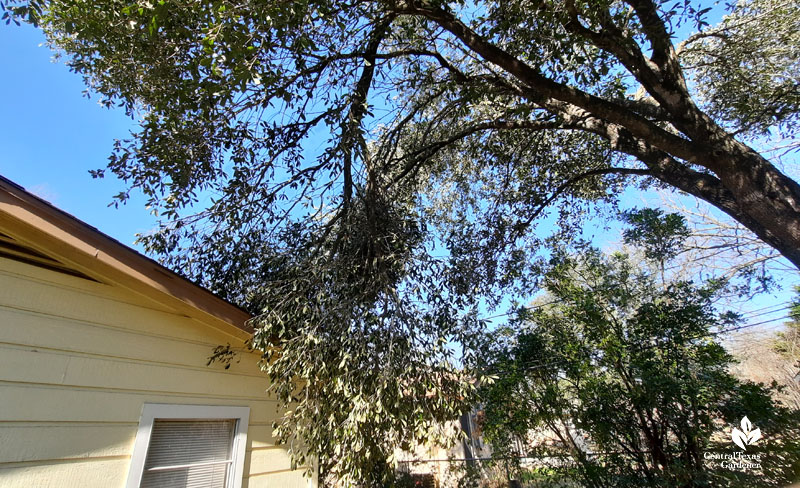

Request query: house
[
  {"left": 0, "top": 176, "right": 315, "bottom": 487},
  {"left": 396, "top": 407, "right": 493, "bottom": 488}
]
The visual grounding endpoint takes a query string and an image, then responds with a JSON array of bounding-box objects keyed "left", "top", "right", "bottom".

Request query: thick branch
[
  {"left": 563, "top": 0, "right": 668, "bottom": 98},
  {"left": 342, "top": 16, "right": 395, "bottom": 206},
  {"left": 396, "top": 1, "right": 703, "bottom": 165},
  {"left": 609, "top": 97, "right": 670, "bottom": 121},
  {"left": 612, "top": 136, "right": 800, "bottom": 268},
  {"left": 622, "top": 0, "right": 676, "bottom": 67},
  {"left": 563, "top": 0, "right": 696, "bottom": 129}
]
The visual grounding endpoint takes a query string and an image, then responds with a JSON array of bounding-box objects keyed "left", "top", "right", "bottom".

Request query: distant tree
[
  {"left": 755, "top": 288, "right": 800, "bottom": 409},
  {"left": 480, "top": 247, "right": 800, "bottom": 487},
  {"left": 655, "top": 194, "right": 787, "bottom": 297},
  {"left": 728, "top": 336, "right": 800, "bottom": 411},
  {"left": 621, "top": 207, "right": 690, "bottom": 277},
  {"left": 621, "top": 205, "right": 785, "bottom": 296},
  {"left": 774, "top": 288, "right": 800, "bottom": 362}
]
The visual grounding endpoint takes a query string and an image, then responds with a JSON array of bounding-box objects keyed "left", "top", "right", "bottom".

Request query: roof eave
[{"left": 0, "top": 176, "right": 253, "bottom": 339}]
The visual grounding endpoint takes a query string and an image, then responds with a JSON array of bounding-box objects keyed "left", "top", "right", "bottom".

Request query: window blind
[{"left": 140, "top": 419, "right": 236, "bottom": 488}]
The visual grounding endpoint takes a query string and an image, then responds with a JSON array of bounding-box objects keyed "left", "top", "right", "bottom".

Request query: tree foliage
[
  {"left": 1, "top": 0, "right": 798, "bottom": 274},
  {"left": 622, "top": 207, "right": 690, "bottom": 266},
  {"left": 2, "top": 0, "right": 800, "bottom": 483},
  {"left": 681, "top": 0, "right": 800, "bottom": 137},
  {"left": 480, "top": 247, "right": 800, "bottom": 487},
  {"left": 208, "top": 195, "right": 485, "bottom": 485},
  {"left": 774, "top": 286, "right": 800, "bottom": 363}
]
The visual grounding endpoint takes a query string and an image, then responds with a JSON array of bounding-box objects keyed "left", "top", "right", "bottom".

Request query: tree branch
[
  {"left": 563, "top": 0, "right": 666, "bottom": 96},
  {"left": 622, "top": 0, "right": 680, "bottom": 73},
  {"left": 395, "top": 1, "right": 703, "bottom": 165},
  {"left": 517, "top": 167, "right": 652, "bottom": 231},
  {"left": 387, "top": 119, "right": 562, "bottom": 188},
  {"left": 613, "top": 136, "right": 800, "bottom": 267},
  {"left": 341, "top": 16, "right": 395, "bottom": 207}
]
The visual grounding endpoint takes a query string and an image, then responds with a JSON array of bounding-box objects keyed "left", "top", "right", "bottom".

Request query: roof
[{"left": 0, "top": 175, "right": 253, "bottom": 338}]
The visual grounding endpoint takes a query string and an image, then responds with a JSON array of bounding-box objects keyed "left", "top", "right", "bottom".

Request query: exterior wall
[
  {"left": 0, "top": 256, "right": 314, "bottom": 488},
  {"left": 396, "top": 409, "right": 495, "bottom": 488}
]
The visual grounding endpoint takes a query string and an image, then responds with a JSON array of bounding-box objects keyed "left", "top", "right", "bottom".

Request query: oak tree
[{"left": 3, "top": 0, "right": 799, "bottom": 483}]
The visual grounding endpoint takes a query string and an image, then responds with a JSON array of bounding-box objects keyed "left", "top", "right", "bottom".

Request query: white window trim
[{"left": 126, "top": 404, "right": 250, "bottom": 488}]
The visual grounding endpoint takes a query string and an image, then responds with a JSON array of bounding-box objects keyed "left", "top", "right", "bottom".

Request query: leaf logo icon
[
  {"left": 731, "top": 427, "right": 748, "bottom": 450},
  {"left": 731, "top": 416, "right": 762, "bottom": 450}
]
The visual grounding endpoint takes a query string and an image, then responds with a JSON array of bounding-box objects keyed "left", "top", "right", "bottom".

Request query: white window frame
[{"left": 126, "top": 404, "right": 250, "bottom": 488}]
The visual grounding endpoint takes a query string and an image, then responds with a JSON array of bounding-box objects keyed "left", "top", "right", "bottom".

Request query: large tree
[
  {"left": 3, "top": 0, "right": 799, "bottom": 483},
  {"left": 3, "top": 0, "right": 798, "bottom": 269},
  {"left": 480, "top": 247, "right": 800, "bottom": 487}
]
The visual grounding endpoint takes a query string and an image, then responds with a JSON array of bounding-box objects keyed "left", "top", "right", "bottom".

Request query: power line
[
  {"left": 482, "top": 300, "right": 791, "bottom": 325},
  {"left": 737, "top": 304, "right": 793, "bottom": 319},
  {"left": 717, "top": 315, "right": 790, "bottom": 334}
]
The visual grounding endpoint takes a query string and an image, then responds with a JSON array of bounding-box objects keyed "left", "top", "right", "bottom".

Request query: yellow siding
[{"left": 0, "top": 257, "right": 315, "bottom": 487}]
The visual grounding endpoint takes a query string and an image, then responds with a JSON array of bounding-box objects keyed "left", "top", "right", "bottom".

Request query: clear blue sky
[
  {"left": 0, "top": 23, "right": 156, "bottom": 248},
  {"left": 1, "top": 19, "right": 797, "bottom": 332}
]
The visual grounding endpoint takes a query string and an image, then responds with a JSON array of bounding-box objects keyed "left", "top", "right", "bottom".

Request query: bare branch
[
  {"left": 516, "top": 167, "right": 652, "bottom": 230},
  {"left": 387, "top": 119, "right": 562, "bottom": 188}
]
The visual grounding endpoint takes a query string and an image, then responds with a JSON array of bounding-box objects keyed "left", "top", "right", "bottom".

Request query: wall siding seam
[
  {"left": 0, "top": 341, "right": 265, "bottom": 379},
  {"left": 0, "top": 421, "right": 139, "bottom": 426},
  {"left": 0, "top": 454, "right": 131, "bottom": 469},
  {"left": 0, "top": 262, "right": 111, "bottom": 295},
  {"left": 0, "top": 259, "right": 252, "bottom": 341},
  {"left": 0, "top": 303, "right": 249, "bottom": 350},
  {"left": 0, "top": 379, "right": 278, "bottom": 402},
  {"left": 247, "top": 467, "right": 312, "bottom": 478},
  {"left": 246, "top": 447, "right": 284, "bottom": 453}
]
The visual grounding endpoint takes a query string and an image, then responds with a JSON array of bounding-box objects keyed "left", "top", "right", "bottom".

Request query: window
[{"left": 126, "top": 404, "right": 250, "bottom": 488}]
